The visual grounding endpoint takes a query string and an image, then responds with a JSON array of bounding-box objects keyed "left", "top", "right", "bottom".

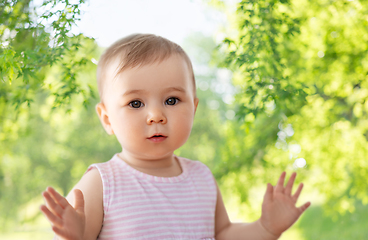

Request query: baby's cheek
[
  {"left": 115, "top": 118, "right": 141, "bottom": 140},
  {"left": 176, "top": 118, "right": 194, "bottom": 142}
]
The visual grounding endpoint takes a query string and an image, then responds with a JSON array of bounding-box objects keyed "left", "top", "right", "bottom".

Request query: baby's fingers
[
  {"left": 40, "top": 205, "right": 63, "bottom": 227},
  {"left": 292, "top": 183, "right": 304, "bottom": 202},
  {"left": 285, "top": 172, "right": 297, "bottom": 196},
  {"left": 43, "top": 191, "right": 64, "bottom": 218},
  {"left": 298, "top": 201, "right": 311, "bottom": 214},
  {"left": 47, "top": 187, "right": 70, "bottom": 209},
  {"left": 275, "top": 172, "right": 286, "bottom": 193},
  {"left": 263, "top": 183, "right": 274, "bottom": 203},
  {"left": 73, "top": 189, "right": 85, "bottom": 214}
]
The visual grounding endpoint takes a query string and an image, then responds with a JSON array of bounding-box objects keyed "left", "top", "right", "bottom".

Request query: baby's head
[
  {"left": 96, "top": 33, "right": 196, "bottom": 103},
  {"left": 95, "top": 34, "right": 199, "bottom": 160}
]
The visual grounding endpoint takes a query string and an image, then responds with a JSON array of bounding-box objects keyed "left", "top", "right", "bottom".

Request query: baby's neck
[{"left": 117, "top": 152, "right": 183, "bottom": 177}]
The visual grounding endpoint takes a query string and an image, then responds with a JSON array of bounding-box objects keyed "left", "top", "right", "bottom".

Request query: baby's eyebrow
[
  {"left": 121, "top": 89, "right": 145, "bottom": 97},
  {"left": 164, "top": 87, "right": 186, "bottom": 93},
  {"left": 122, "top": 87, "right": 186, "bottom": 97}
]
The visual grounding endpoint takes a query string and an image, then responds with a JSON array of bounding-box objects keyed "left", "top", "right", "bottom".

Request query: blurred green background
[{"left": 1, "top": 0, "right": 368, "bottom": 239}]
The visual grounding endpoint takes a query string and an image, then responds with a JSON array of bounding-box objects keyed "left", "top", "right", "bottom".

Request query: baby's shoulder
[
  {"left": 177, "top": 156, "right": 208, "bottom": 167},
  {"left": 87, "top": 154, "right": 122, "bottom": 172},
  {"left": 177, "top": 156, "right": 213, "bottom": 176}
]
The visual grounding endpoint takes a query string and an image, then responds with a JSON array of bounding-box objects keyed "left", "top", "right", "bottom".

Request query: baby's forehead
[{"left": 105, "top": 54, "right": 192, "bottom": 83}]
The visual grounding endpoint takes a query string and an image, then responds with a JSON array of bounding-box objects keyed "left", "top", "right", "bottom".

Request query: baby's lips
[
  {"left": 148, "top": 133, "right": 167, "bottom": 139},
  {"left": 147, "top": 134, "right": 168, "bottom": 143}
]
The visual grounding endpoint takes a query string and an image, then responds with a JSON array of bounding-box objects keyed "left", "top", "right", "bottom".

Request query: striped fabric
[{"left": 88, "top": 154, "right": 217, "bottom": 240}]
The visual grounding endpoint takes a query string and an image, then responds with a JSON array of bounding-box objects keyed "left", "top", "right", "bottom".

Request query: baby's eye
[
  {"left": 129, "top": 100, "right": 144, "bottom": 108},
  {"left": 165, "top": 97, "right": 179, "bottom": 106}
]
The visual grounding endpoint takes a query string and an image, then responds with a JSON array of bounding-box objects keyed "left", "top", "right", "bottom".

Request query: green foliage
[
  {"left": 0, "top": 0, "right": 94, "bottom": 110},
  {"left": 220, "top": 0, "right": 306, "bottom": 118},
  {"left": 217, "top": 0, "right": 368, "bottom": 216},
  {"left": 0, "top": 37, "right": 104, "bottom": 229},
  {"left": 0, "top": 1, "right": 97, "bottom": 227}
]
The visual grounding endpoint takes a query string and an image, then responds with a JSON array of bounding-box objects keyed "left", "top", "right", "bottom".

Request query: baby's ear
[
  {"left": 95, "top": 103, "right": 114, "bottom": 135},
  {"left": 194, "top": 98, "right": 199, "bottom": 113}
]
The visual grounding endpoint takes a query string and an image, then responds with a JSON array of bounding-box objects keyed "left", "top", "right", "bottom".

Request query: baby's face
[{"left": 97, "top": 54, "right": 198, "bottom": 160}]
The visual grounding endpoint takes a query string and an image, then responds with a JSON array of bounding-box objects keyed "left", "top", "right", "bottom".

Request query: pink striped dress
[{"left": 88, "top": 154, "right": 217, "bottom": 240}]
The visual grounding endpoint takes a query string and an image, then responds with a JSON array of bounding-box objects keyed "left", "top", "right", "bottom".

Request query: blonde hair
[{"left": 96, "top": 33, "right": 196, "bottom": 101}]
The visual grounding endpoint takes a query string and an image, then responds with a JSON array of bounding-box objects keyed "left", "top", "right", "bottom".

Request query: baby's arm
[
  {"left": 41, "top": 168, "right": 104, "bottom": 240},
  {"left": 215, "top": 172, "right": 310, "bottom": 240}
]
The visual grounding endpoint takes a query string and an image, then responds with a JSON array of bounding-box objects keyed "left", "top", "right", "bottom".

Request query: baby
[{"left": 40, "top": 33, "right": 310, "bottom": 240}]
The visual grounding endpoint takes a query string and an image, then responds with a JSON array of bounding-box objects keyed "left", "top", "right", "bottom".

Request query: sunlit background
[{"left": 1, "top": 0, "right": 368, "bottom": 239}]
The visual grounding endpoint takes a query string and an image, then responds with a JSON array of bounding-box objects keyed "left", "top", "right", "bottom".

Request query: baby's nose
[{"left": 146, "top": 109, "right": 167, "bottom": 124}]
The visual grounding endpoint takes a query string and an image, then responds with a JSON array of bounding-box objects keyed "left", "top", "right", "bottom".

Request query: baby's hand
[
  {"left": 40, "top": 187, "right": 85, "bottom": 240},
  {"left": 260, "top": 172, "right": 310, "bottom": 238}
]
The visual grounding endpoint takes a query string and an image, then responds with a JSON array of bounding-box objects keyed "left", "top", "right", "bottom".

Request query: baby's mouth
[
  {"left": 148, "top": 134, "right": 167, "bottom": 139},
  {"left": 148, "top": 134, "right": 167, "bottom": 142}
]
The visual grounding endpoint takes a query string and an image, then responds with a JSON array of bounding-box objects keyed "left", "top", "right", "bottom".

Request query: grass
[{"left": 297, "top": 202, "right": 368, "bottom": 240}]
